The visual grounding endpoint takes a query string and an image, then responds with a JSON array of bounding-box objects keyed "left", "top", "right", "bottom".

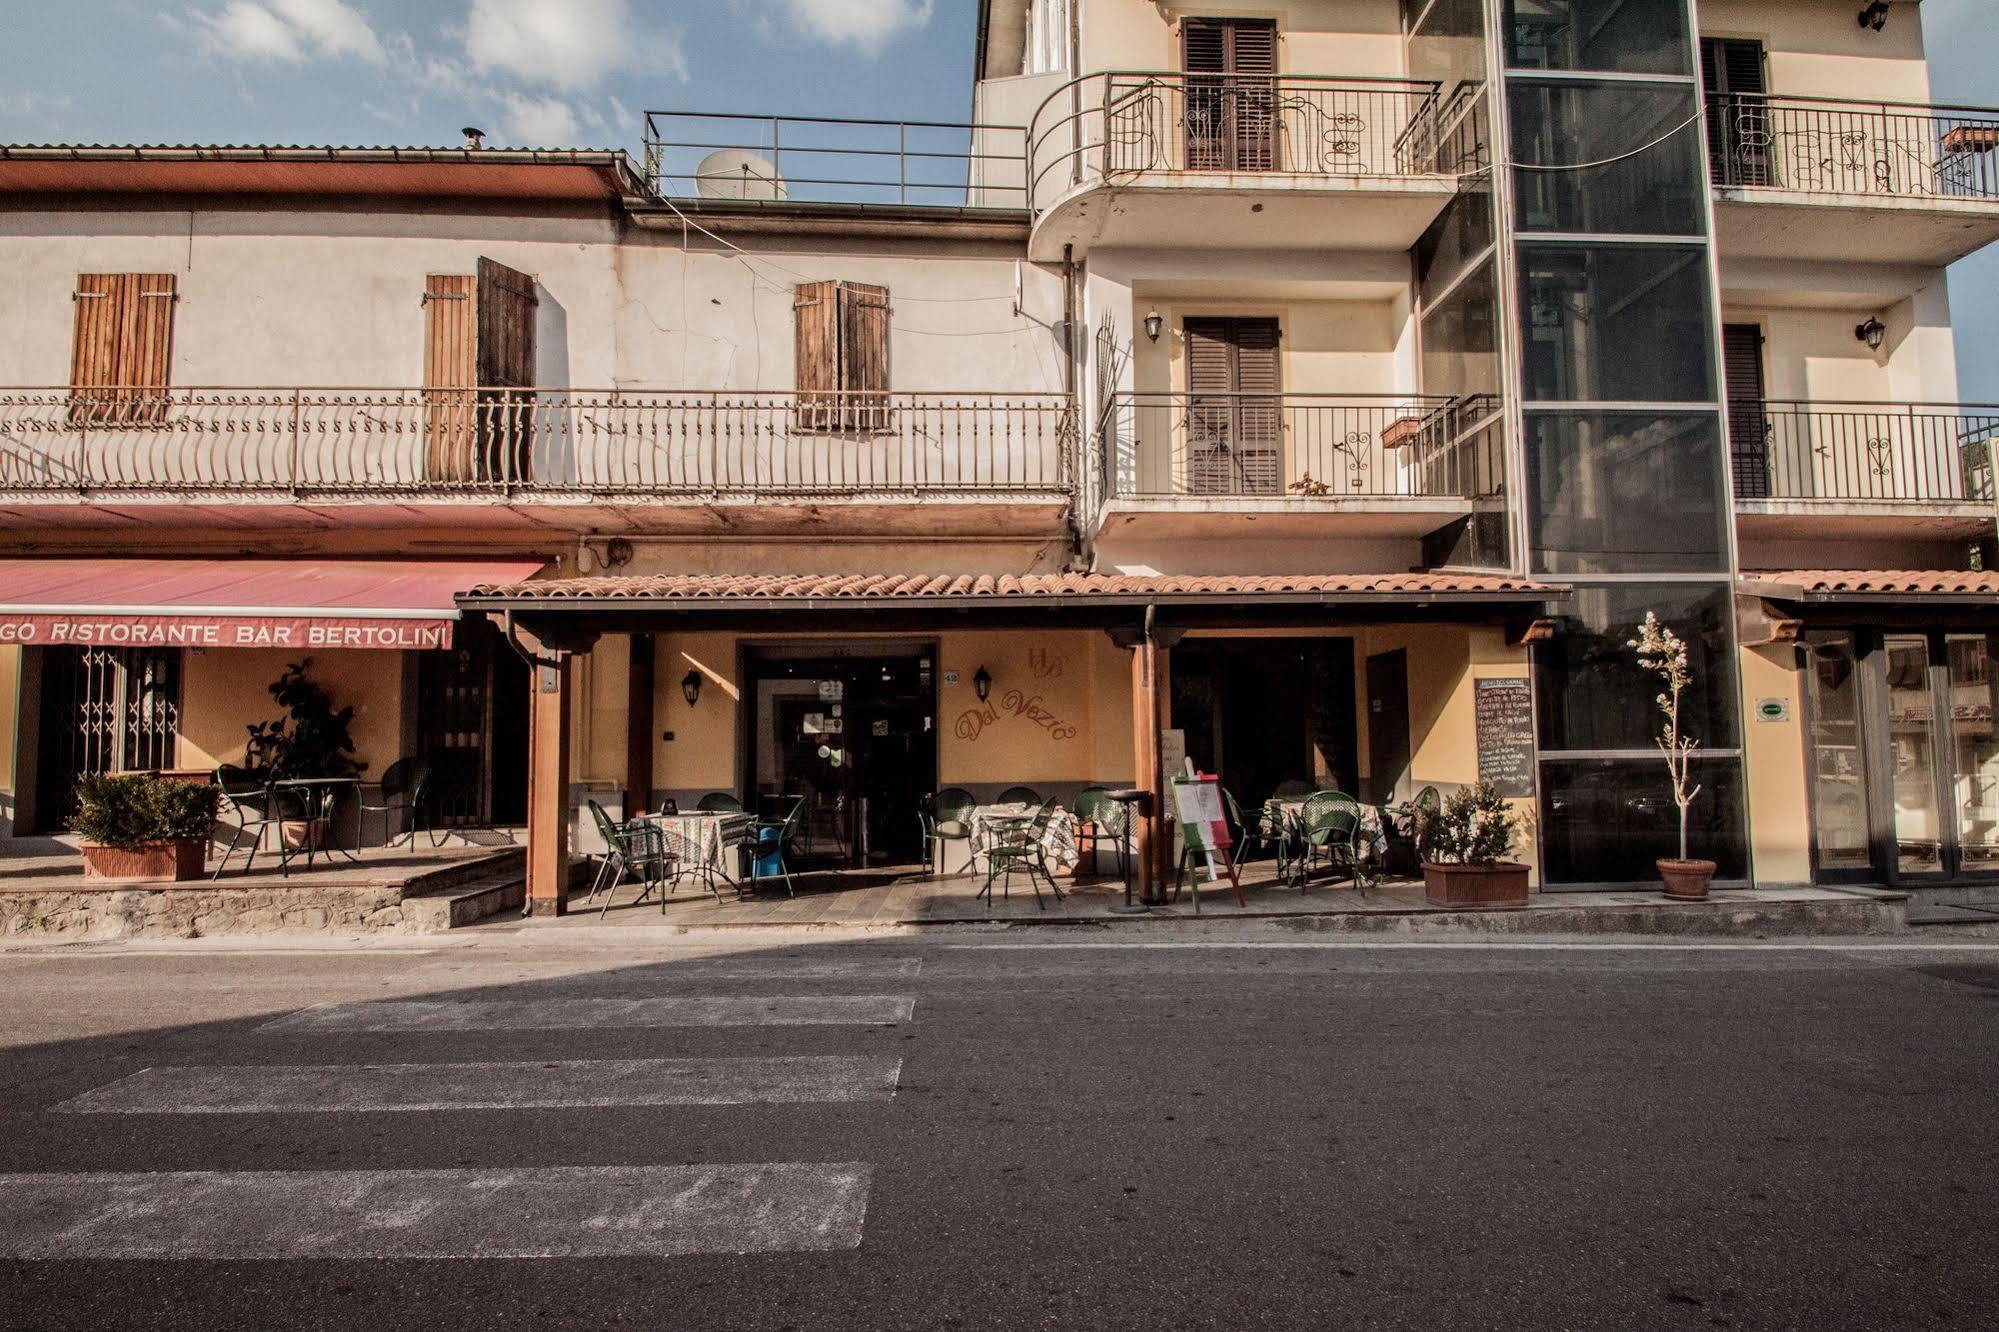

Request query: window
[
  {"left": 1524, "top": 411, "right": 1730, "bottom": 574},
  {"left": 1182, "top": 18, "right": 1279, "bottom": 172},
  {"left": 1509, "top": 81, "right": 1706, "bottom": 235},
  {"left": 1533, "top": 581, "right": 1741, "bottom": 752},
  {"left": 1183, "top": 316, "right": 1281, "bottom": 495},
  {"left": 1700, "top": 37, "right": 1769, "bottom": 187},
  {"left": 794, "top": 280, "right": 892, "bottom": 432},
  {"left": 1518, "top": 243, "right": 1718, "bottom": 403},
  {"left": 1505, "top": 0, "right": 1693, "bottom": 76},
  {"left": 68, "top": 273, "right": 177, "bottom": 425}
]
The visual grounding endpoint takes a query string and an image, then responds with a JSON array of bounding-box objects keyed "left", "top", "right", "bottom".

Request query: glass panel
[
  {"left": 1519, "top": 244, "right": 1717, "bottom": 403},
  {"left": 1804, "top": 633, "right": 1871, "bottom": 873},
  {"left": 1533, "top": 581, "right": 1738, "bottom": 752},
  {"left": 1505, "top": 0, "right": 1693, "bottom": 77},
  {"left": 1408, "top": 0, "right": 1487, "bottom": 86},
  {"left": 1525, "top": 412, "right": 1729, "bottom": 574},
  {"left": 1509, "top": 81, "right": 1706, "bottom": 234},
  {"left": 1541, "top": 756, "right": 1746, "bottom": 882},
  {"left": 1947, "top": 634, "right": 1999, "bottom": 873},
  {"left": 1884, "top": 635, "right": 1943, "bottom": 876},
  {"left": 1421, "top": 261, "right": 1501, "bottom": 400}
]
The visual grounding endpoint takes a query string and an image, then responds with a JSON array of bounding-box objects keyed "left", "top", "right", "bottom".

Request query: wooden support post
[
  {"left": 1130, "top": 634, "right": 1162, "bottom": 906},
  {"left": 625, "top": 632, "right": 655, "bottom": 817},
  {"left": 526, "top": 644, "right": 573, "bottom": 917}
]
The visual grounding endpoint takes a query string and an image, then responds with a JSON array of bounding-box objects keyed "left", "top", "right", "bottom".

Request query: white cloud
[
  {"left": 465, "top": 0, "right": 683, "bottom": 92},
  {"left": 497, "top": 91, "right": 581, "bottom": 146},
  {"left": 188, "top": 0, "right": 385, "bottom": 64},
  {"left": 773, "top": 0, "right": 933, "bottom": 52}
]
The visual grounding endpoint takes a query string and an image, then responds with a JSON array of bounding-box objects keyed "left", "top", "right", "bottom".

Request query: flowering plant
[
  {"left": 1629, "top": 611, "right": 1701, "bottom": 862},
  {"left": 1415, "top": 781, "right": 1519, "bottom": 866}
]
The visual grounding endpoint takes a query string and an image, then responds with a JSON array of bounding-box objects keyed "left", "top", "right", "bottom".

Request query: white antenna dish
[{"left": 694, "top": 149, "right": 786, "bottom": 200}]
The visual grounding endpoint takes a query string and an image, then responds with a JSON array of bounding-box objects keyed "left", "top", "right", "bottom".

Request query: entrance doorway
[
  {"left": 1802, "top": 629, "right": 1999, "bottom": 884},
  {"left": 416, "top": 618, "right": 529, "bottom": 828},
  {"left": 744, "top": 643, "right": 937, "bottom": 869},
  {"left": 1170, "top": 638, "right": 1357, "bottom": 811},
  {"left": 32, "top": 645, "right": 181, "bottom": 832}
]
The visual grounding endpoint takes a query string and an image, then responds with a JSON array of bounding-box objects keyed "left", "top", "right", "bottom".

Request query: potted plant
[
  {"left": 244, "top": 659, "right": 363, "bottom": 849},
  {"left": 1629, "top": 611, "right": 1714, "bottom": 901},
  {"left": 1415, "top": 780, "right": 1530, "bottom": 906},
  {"left": 72, "top": 773, "right": 220, "bottom": 882}
]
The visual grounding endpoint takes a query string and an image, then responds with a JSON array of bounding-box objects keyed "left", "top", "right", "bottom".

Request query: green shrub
[
  {"left": 71, "top": 774, "right": 220, "bottom": 847},
  {"left": 1414, "top": 781, "right": 1520, "bottom": 867},
  {"left": 244, "top": 659, "right": 362, "bottom": 780}
]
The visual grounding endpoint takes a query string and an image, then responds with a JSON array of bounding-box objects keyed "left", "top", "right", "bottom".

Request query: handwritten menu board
[{"left": 1474, "top": 678, "right": 1536, "bottom": 798}]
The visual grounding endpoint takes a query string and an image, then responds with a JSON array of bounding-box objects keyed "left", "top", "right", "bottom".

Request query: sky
[{"left": 0, "top": 0, "right": 1991, "bottom": 397}]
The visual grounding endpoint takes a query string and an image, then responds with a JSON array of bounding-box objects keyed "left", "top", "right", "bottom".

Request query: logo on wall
[{"left": 954, "top": 689, "right": 1078, "bottom": 744}]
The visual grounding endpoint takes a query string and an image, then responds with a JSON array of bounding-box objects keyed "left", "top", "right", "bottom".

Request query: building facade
[{"left": 0, "top": 0, "right": 1994, "bottom": 911}]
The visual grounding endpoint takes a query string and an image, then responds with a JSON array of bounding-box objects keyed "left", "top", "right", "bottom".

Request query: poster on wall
[{"left": 1473, "top": 678, "right": 1535, "bottom": 798}]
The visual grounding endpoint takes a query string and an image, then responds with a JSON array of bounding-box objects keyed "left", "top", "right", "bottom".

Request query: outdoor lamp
[
  {"left": 1857, "top": 2, "right": 1889, "bottom": 31},
  {"left": 1143, "top": 307, "right": 1163, "bottom": 342},
  {"left": 681, "top": 669, "right": 702, "bottom": 706},
  {"left": 973, "top": 666, "right": 992, "bottom": 702},
  {"left": 1856, "top": 317, "right": 1887, "bottom": 351}
]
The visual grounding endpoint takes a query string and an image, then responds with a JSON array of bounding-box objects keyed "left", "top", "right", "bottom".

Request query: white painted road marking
[
  {"left": 0, "top": 1164, "right": 873, "bottom": 1259},
  {"left": 55, "top": 1055, "right": 903, "bottom": 1114},
  {"left": 945, "top": 940, "right": 1999, "bottom": 952},
  {"left": 261, "top": 994, "right": 916, "bottom": 1033}
]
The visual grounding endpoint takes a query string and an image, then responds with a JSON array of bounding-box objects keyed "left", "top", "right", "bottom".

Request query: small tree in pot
[
  {"left": 1629, "top": 612, "right": 1714, "bottom": 900},
  {"left": 73, "top": 773, "right": 220, "bottom": 882},
  {"left": 1415, "top": 780, "right": 1529, "bottom": 906},
  {"left": 244, "top": 660, "right": 362, "bottom": 849}
]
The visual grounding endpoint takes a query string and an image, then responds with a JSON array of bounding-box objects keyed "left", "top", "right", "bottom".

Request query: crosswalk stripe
[
  {"left": 637, "top": 958, "right": 924, "bottom": 980},
  {"left": 261, "top": 994, "right": 916, "bottom": 1033},
  {"left": 54, "top": 1055, "right": 902, "bottom": 1114},
  {"left": 0, "top": 1164, "right": 873, "bottom": 1259}
]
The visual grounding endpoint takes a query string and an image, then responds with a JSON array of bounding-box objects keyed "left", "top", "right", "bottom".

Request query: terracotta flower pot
[
  {"left": 1658, "top": 858, "right": 1717, "bottom": 901},
  {"left": 281, "top": 818, "right": 328, "bottom": 852},
  {"left": 80, "top": 840, "right": 208, "bottom": 883},
  {"left": 1422, "top": 861, "right": 1531, "bottom": 907}
]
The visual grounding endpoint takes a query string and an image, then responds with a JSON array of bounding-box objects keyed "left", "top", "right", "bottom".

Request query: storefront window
[
  {"left": 1533, "top": 581, "right": 1739, "bottom": 752},
  {"left": 1540, "top": 756, "right": 1746, "bottom": 882},
  {"left": 1885, "top": 635, "right": 1943, "bottom": 875},
  {"left": 1947, "top": 634, "right": 1999, "bottom": 872},
  {"left": 1803, "top": 633, "right": 1871, "bottom": 873}
]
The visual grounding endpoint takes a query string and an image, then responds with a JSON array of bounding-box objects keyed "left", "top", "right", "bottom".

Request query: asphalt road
[{"left": 1, "top": 930, "right": 1996, "bottom": 1329}]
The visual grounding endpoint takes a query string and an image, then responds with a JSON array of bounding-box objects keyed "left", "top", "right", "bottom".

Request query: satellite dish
[{"left": 694, "top": 149, "right": 786, "bottom": 200}]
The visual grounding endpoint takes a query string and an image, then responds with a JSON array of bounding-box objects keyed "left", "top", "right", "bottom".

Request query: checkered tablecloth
[
  {"left": 967, "top": 803, "right": 1081, "bottom": 871},
  {"left": 641, "top": 811, "right": 752, "bottom": 871},
  {"left": 1264, "top": 798, "right": 1390, "bottom": 860}
]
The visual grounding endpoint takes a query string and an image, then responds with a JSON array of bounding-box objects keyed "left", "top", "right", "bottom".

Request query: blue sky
[{"left": 0, "top": 0, "right": 1991, "bottom": 396}]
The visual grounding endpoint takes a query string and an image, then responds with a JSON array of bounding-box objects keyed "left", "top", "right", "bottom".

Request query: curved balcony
[{"left": 1026, "top": 72, "right": 1460, "bottom": 260}]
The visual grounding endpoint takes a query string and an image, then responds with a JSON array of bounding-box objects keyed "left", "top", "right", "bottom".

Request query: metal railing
[
  {"left": 0, "top": 388, "right": 1073, "bottom": 496},
  {"left": 642, "top": 111, "right": 1029, "bottom": 209},
  {"left": 1708, "top": 93, "right": 1999, "bottom": 201},
  {"left": 1730, "top": 400, "right": 1999, "bottom": 503},
  {"left": 1030, "top": 72, "right": 1448, "bottom": 214},
  {"left": 1097, "top": 392, "right": 1496, "bottom": 502}
]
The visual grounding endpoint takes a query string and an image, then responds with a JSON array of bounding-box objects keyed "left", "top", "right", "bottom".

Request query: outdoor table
[
  {"left": 637, "top": 810, "right": 753, "bottom": 896},
  {"left": 966, "top": 802, "right": 1081, "bottom": 876},
  {"left": 1263, "top": 796, "right": 1390, "bottom": 885},
  {"left": 1103, "top": 788, "right": 1151, "bottom": 908},
  {"left": 269, "top": 776, "right": 362, "bottom": 869}
]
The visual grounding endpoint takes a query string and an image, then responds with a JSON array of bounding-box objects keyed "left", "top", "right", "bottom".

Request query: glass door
[
  {"left": 1802, "top": 633, "right": 1871, "bottom": 879},
  {"left": 1946, "top": 634, "right": 1999, "bottom": 874},
  {"left": 1883, "top": 634, "right": 1947, "bottom": 878}
]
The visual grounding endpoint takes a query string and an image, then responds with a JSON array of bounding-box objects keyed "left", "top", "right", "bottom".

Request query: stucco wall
[
  {"left": 178, "top": 649, "right": 404, "bottom": 777},
  {"left": 1083, "top": 0, "right": 1405, "bottom": 79},
  {"left": 1699, "top": 0, "right": 1932, "bottom": 103},
  {"left": 1739, "top": 641, "right": 1813, "bottom": 886}
]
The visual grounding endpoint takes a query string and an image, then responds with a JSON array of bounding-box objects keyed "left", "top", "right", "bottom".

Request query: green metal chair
[
  {"left": 1297, "top": 790, "right": 1374, "bottom": 892},
  {"left": 977, "top": 800, "right": 1064, "bottom": 910},
  {"left": 357, "top": 757, "right": 432, "bottom": 850},
  {"left": 587, "top": 800, "right": 674, "bottom": 917},
  {"left": 997, "top": 785, "right": 1042, "bottom": 807},
  {"left": 696, "top": 791, "right": 743, "bottom": 814},
  {"left": 1072, "top": 785, "right": 1128, "bottom": 879},
  {"left": 920, "top": 786, "right": 979, "bottom": 877},
  {"left": 213, "top": 764, "right": 285, "bottom": 879}
]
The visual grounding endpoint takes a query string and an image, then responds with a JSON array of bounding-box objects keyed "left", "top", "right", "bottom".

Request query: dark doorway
[
  {"left": 1171, "top": 638, "right": 1357, "bottom": 811},
  {"left": 745, "top": 643, "right": 937, "bottom": 869},
  {"left": 1365, "top": 649, "right": 1412, "bottom": 804},
  {"left": 417, "top": 618, "right": 528, "bottom": 828},
  {"left": 33, "top": 646, "right": 181, "bottom": 833},
  {"left": 1723, "top": 322, "right": 1769, "bottom": 499},
  {"left": 1700, "top": 36, "right": 1770, "bottom": 187},
  {"left": 1182, "top": 17, "right": 1279, "bottom": 172}
]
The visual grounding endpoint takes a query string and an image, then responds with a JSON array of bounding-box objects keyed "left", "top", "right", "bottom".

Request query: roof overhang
[{"left": 1738, "top": 570, "right": 1999, "bottom": 607}]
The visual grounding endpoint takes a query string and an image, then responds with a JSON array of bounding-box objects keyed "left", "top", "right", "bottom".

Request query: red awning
[{"left": 0, "top": 558, "right": 545, "bottom": 652}]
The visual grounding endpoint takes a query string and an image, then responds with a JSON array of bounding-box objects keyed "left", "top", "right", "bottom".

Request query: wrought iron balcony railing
[
  {"left": 1097, "top": 392, "right": 1499, "bottom": 503},
  {"left": 0, "top": 388, "right": 1073, "bottom": 496},
  {"left": 1030, "top": 72, "right": 1449, "bottom": 214},
  {"left": 1729, "top": 399, "right": 1999, "bottom": 504},
  {"left": 1708, "top": 93, "right": 1999, "bottom": 201}
]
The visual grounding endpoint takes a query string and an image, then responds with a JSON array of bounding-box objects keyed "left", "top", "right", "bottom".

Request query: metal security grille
[
  {"left": 418, "top": 637, "right": 493, "bottom": 828},
  {"left": 36, "top": 646, "right": 181, "bottom": 827}
]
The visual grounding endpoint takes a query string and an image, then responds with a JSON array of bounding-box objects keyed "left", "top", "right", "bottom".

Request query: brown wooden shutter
[
  {"left": 794, "top": 280, "right": 891, "bottom": 432},
  {"left": 1722, "top": 323, "right": 1770, "bottom": 499},
  {"left": 794, "top": 280, "right": 842, "bottom": 430},
  {"left": 474, "top": 258, "right": 537, "bottom": 484},
  {"left": 422, "top": 273, "right": 477, "bottom": 482},
  {"left": 1701, "top": 37, "right": 1768, "bottom": 186},
  {"left": 840, "top": 281, "right": 891, "bottom": 431},
  {"left": 1182, "top": 18, "right": 1278, "bottom": 172},
  {"left": 1184, "top": 317, "right": 1281, "bottom": 495},
  {"left": 68, "top": 273, "right": 175, "bottom": 425}
]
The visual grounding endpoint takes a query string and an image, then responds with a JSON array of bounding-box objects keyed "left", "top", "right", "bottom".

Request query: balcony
[
  {"left": 1708, "top": 94, "right": 1999, "bottom": 265},
  {"left": 1093, "top": 392, "right": 1498, "bottom": 540},
  {"left": 1027, "top": 73, "right": 1458, "bottom": 260},
  {"left": 0, "top": 388, "right": 1074, "bottom": 538},
  {"left": 1730, "top": 400, "right": 1999, "bottom": 541}
]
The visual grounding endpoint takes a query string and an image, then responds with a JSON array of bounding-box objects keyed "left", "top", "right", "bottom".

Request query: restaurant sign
[{"left": 0, "top": 614, "right": 453, "bottom": 651}]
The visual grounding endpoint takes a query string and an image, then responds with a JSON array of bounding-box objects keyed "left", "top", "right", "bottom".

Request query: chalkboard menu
[{"left": 1474, "top": 678, "right": 1536, "bottom": 798}]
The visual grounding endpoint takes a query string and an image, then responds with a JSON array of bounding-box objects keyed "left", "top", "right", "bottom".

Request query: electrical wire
[{"left": 1507, "top": 107, "right": 1705, "bottom": 173}]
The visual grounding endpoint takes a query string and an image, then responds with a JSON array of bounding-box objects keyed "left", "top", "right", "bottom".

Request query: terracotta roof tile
[
  {"left": 462, "top": 571, "right": 1563, "bottom": 601},
  {"left": 1741, "top": 570, "right": 1999, "bottom": 597}
]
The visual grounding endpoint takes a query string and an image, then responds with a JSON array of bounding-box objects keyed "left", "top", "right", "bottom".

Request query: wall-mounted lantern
[
  {"left": 1857, "top": 2, "right": 1889, "bottom": 32},
  {"left": 1855, "top": 316, "right": 1887, "bottom": 351},
  {"left": 682, "top": 669, "right": 703, "bottom": 707},
  {"left": 973, "top": 665, "right": 993, "bottom": 702},
  {"left": 1143, "top": 307, "right": 1163, "bottom": 342}
]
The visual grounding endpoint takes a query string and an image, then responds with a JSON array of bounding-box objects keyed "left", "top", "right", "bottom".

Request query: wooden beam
[
  {"left": 625, "top": 632, "right": 655, "bottom": 817},
  {"left": 525, "top": 642, "right": 573, "bottom": 917},
  {"left": 1130, "top": 636, "right": 1162, "bottom": 905}
]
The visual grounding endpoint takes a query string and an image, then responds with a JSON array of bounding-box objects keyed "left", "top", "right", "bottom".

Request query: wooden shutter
[
  {"left": 68, "top": 273, "right": 176, "bottom": 426},
  {"left": 840, "top": 281, "right": 891, "bottom": 432},
  {"left": 794, "top": 280, "right": 841, "bottom": 430},
  {"left": 475, "top": 258, "right": 537, "bottom": 484},
  {"left": 1701, "top": 38, "right": 1768, "bottom": 187},
  {"left": 422, "top": 273, "right": 477, "bottom": 482},
  {"left": 794, "top": 280, "right": 891, "bottom": 432},
  {"left": 1184, "top": 316, "right": 1282, "bottom": 495},
  {"left": 1722, "top": 323, "right": 1770, "bottom": 499},
  {"left": 1182, "top": 18, "right": 1278, "bottom": 172}
]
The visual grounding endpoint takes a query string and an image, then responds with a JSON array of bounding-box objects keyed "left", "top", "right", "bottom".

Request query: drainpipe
[{"left": 1062, "top": 241, "right": 1088, "bottom": 571}]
